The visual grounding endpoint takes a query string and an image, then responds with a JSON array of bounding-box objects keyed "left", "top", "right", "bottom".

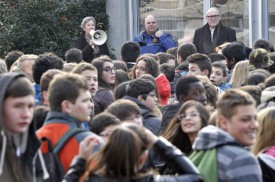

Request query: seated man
[{"left": 190, "top": 89, "right": 262, "bottom": 182}]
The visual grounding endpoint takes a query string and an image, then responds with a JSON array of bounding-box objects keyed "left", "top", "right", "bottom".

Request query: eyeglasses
[
  {"left": 206, "top": 15, "right": 219, "bottom": 19},
  {"left": 178, "top": 112, "right": 200, "bottom": 120},
  {"left": 103, "top": 67, "right": 116, "bottom": 73}
]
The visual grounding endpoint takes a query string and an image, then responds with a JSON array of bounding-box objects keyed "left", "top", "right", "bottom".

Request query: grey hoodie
[
  {"left": 193, "top": 125, "right": 262, "bottom": 182},
  {"left": 0, "top": 73, "right": 47, "bottom": 182}
]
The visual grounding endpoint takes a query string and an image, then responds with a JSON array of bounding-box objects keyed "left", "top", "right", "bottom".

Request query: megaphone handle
[{"left": 89, "top": 39, "right": 94, "bottom": 47}]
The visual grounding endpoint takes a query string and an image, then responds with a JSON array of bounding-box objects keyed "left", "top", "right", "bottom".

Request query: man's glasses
[
  {"left": 103, "top": 67, "right": 116, "bottom": 73},
  {"left": 206, "top": 15, "right": 219, "bottom": 19}
]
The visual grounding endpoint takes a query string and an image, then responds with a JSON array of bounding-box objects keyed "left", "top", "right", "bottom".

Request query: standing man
[
  {"left": 193, "top": 7, "right": 236, "bottom": 55},
  {"left": 134, "top": 15, "right": 177, "bottom": 54}
]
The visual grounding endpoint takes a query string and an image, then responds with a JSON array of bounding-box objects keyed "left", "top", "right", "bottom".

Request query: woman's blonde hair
[
  {"left": 252, "top": 107, "right": 275, "bottom": 155},
  {"left": 229, "top": 60, "right": 250, "bottom": 88}
]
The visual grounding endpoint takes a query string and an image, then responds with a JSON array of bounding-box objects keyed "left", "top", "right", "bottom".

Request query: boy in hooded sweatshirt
[
  {"left": 0, "top": 73, "right": 45, "bottom": 182},
  {"left": 190, "top": 89, "right": 262, "bottom": 182}
]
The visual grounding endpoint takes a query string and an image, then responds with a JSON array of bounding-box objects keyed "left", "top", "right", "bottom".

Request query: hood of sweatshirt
[{"left": 193, "top": 125, "right": 242, "bottom": 150}]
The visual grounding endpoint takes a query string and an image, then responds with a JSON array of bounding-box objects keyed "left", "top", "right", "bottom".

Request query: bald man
[
  {"left": 134, "top": 15, "right": 177, "bottom": 54},
  {"left": 193, "top": 7, "right": 236, "bottom": 55}
]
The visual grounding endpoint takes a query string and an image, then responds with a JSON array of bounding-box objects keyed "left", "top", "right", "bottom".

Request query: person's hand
[
  {"left": 89, "top": 39, "right": 94, "bottom": 47},
  {"left": 155, "top": 30, "right": 164, "bottom": 38},
  {"left": 143, "top": 128, "right": 158, "bottom": 148},
  {"left": 78, "top": 135, "right": 103, "bottom": 160}
]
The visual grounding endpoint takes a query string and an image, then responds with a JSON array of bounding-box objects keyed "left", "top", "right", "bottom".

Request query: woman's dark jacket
[{"left": 72, "top": 33, "right": 110, "bottom": 63}]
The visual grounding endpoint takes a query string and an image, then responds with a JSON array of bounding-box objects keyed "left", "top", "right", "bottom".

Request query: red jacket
[
  {"left": 155, "top": 74, "right": 171, "bottom": 106},
  {"left": 36, "top": 112, "right": 94, "bottom": 171}
]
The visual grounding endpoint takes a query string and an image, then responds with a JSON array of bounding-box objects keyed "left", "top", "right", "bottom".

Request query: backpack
[{"left": 39, "top": 128, "right": 83, "bottom": 182}]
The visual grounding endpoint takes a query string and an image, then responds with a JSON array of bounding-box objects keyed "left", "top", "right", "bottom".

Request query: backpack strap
[{"left": 53, "top": 128, "right": 84, "bottom": 154}]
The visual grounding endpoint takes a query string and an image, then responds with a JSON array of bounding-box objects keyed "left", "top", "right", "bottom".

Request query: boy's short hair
[
  {"left": 32, "top": 52, "right": 64, "bottom": 84},
  {"left": 216, "top": 89, "right": 256, "bottom": 121},
  {"left": 126, "top": 78, "right": 155, "bottom": 99},
  {"left": 159, "top": 63, "right": 175, "bottom": 82},
  {"left": 211, "top": 62, "right": 227, "bottom": 77},
  {"left": 253, "top": 39, "right": 271, "bottom": 52},
  {"left": 71, "top": 62, "right": 97, "bottom": 74},
  {"left": 65, "top": 48, "right": 83, "bottom": 63},
  {"left": 120, "top": 41, "right": 140, "bottom": 63},
  {"left": 222, "top": 42, "right": 246, "bottom": 63},
  {"left": 17, "top": 54, "right": 38, "bottom": 68},
  {"left": 48, "top": 73, "right": 89, "bottom": 112},
  {"left": 106, "top": 99, "right": 141, "bottom": 121},
  {"left": 208, "top": 53, "right": 226, "bottom": 63},
  {"left": 40, "top": 69, "right": 64, "bottom": 93},
  {"left": 4, "top": 73, "right": 34, "bottom": 99},
  {"left": 156, "top": 52, "right": 176, "bottom": 65},
  {"left": 90, "top": 112, "right": 120, "bottom": 135},
  {"left": 187, "top": 53, "right": 212, "bottom": 77},
  {"left": 5, "top": 51, "right": 24, "bottom": 71},
  {"left": 177, "top": 43, "right": 197, "bottom": 61}
]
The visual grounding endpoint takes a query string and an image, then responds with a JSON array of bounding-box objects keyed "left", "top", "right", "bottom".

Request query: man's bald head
[{"left": 144, "top": 15, "right": 158, "bottom": 34}]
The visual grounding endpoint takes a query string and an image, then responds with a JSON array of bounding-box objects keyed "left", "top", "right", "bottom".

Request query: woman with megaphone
[{"left": 72, "top": 16, "right": 110, "bottom": 63}]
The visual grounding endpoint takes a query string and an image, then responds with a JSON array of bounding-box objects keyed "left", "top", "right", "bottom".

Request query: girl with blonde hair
[
  {"left": 229, "top": 60, "right": 250, "bottom": 88},
  {"left": 252, "top": 107, "right": 275, "bottom": 181}
]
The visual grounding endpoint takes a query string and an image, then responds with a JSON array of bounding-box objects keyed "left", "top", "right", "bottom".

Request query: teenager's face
[
  {"left": 142, "top": 91, "right": 158, "bottom": 111},
  {"left": 81, "top": 69, "right": 98, "bottom": 97},
  {"left": 180, "top": 106, "right": 202, "bottom": 135},
  {"left": 69, "top": 89, "right": 92, "bottom": 122},
  {"left": 185, "top": 81, "right": 207, "bottom": 105},
  {"left": 210, "top": 67, "right": 226, "bottom": 86},
  {"left": 101, "top": 62, "right": 115, "bottom": 85},
  {"left": 221, "top": 104, "right": 258, "bottom": 146},
  {"left": 83, "top": 20, "right": 95, "bottom": 36},
  {"left": 187, "top": 63, "right": 204, "bottom": 77},
  {"left": 3, "top": 95, "right": 34, "bottom": 134},
  {"left": 135, "top": 60, "right": 147, "bottom": 78}
]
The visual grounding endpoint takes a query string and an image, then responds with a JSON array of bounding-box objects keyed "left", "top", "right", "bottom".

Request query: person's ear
[
  {"left": 221, "top": 76, "right": 227, "bottom": 83},
  {"left": 202, "top": 69, "right": 209, "bottom": 77},
  {"left": 42, "top": 91, "right": 48, "bottom": 105},
  {"left": 177, "top": 55, "right": 182, "bottom": 64},
  {"left": 138, "top": 95, "right": 144, "bottom": 101},
  {"left": 61, "top": 100, "right": 73, "bottom": 114},
  {"left": 217, "top": 115, "right": 229, "bottom": 131}
]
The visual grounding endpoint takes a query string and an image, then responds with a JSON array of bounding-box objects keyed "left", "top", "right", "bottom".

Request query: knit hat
[
  {"left": 249, "top": 48, "right": 273, "bottom": 71},
  {"left": 261, "top": 86, "right": 275, "bottom": 103}
]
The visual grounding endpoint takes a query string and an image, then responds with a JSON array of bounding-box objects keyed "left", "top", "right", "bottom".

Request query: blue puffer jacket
[{"left": 134, "top": 31, "right": 177, "bottom": 54}]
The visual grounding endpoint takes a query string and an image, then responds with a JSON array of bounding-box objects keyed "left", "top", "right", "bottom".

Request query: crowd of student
[{"left": 0, "top": 12, "right": 275, "bottom": 182}]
